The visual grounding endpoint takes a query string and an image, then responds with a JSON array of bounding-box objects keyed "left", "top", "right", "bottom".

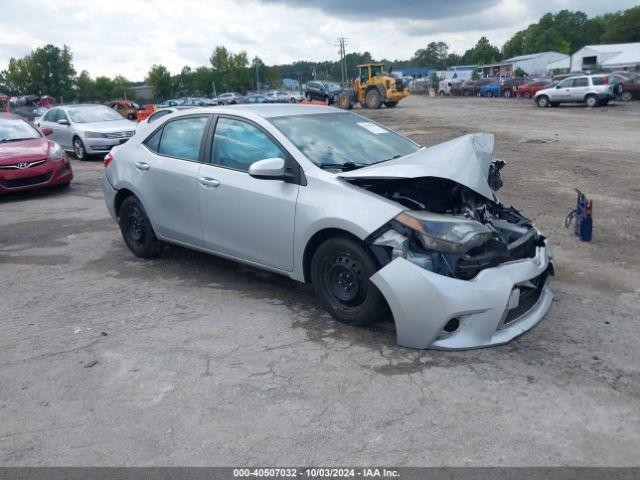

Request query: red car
[
  {"left": 0, "top": 113, "right": 73, "bottom": 194},
  {"left": 516, "top": 80, "right": 552, "bottom": 99}
]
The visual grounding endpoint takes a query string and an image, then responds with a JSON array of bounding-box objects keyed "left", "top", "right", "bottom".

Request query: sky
[{"left": 0, "top": 0, "right": 637, "bottom": 81}]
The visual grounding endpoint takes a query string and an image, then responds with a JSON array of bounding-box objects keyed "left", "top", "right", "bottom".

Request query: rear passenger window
[
  {"left": 572, "top": 78, "right": 589, "bottom": 87},
  {"left": 158, "top": 116, "right": 208, "bottom": 161},
  {"left": 591, "top": 77, "right": 605, "bottom": 86},
  {"left": 145, "top": 128, "right": 162, "bottom": 152}
]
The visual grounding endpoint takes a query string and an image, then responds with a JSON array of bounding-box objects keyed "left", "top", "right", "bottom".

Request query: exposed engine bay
[{"left": 348, "top": 174, "right": 546, "bottom": 280}]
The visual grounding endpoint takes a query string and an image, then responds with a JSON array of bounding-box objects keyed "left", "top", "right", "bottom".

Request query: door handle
[
  {"left": 199, "top": 177, "right": 220, "bottom": 187},
  {"left": 135, "top": 162, "right": 150, "bottom": 171}
]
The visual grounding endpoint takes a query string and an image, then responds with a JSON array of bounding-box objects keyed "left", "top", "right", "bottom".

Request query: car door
[
  {"left": 38, "top": 108, "right": 63, "bottom": 145},
  {"left": 135, "top": 114, "right": 210, "bottom": 247},
  {"left": 56, "top": 110, "right": 74, "bottom": 149},
  {"left": 569, "top": 77, "right": 589, "bottom": 102},
  {"left": 198, "top": 115, "right": 299, "bottom": 271},
  {"left": 552, "top": 78, "right": 573, "bottom": 102}
]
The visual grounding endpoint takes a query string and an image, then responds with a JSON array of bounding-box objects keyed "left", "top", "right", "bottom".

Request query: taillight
[
  {"left": 104, "top": 153, "right": 114, "bottom": 168},
  {"left": 603, "top": 76, "right": 609, "bottom": 84}
]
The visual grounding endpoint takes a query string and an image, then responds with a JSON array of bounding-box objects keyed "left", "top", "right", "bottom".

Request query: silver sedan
[
  {"left": 37, "top": 104, "right": 136, "bottom": 160},
  {"left": 102, "top": 104, "right": 554, "bottom": 350}
]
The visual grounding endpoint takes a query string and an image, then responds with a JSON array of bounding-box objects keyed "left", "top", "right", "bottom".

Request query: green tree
[
  {"left": 2, "top": 44, "right": 76, "bottom": 101},
  {"left": 75, "top": 70, "right": 95, "bottom": 102},
  {"left": 601, "top": 6, "right": 640, "bottom": 43},
  {"left": 93, "top": 76, "right": 114, "bottom": 102},
  {"left": 210, "top": 46, "right": 251, "bottom": 92},
  {"left": 412, "top": 42, "right": 450, "bottom": 69},
  {"left": 110, "top": 75, "right": 132, "bottom": 100},
  {"left": 146, "top": 64, "right": 172, "bottom": 100},
  {"left": 462, "top": 37, "right": 501, "bottom": 65}
]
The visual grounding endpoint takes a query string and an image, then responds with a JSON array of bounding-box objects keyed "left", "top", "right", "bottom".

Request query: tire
[
  {"left": 58, "top": 182, "right": 70, "bottom": 189},
  {"left": 438, "top": 90, "right": 445, "bottom": 96},
  {"left": 118, "top": 196, "right": 163, "bottom": 258},
  {"left": 522, "top": 91, "right": 531, "bottom": 99},
  {"left": 305, "top": 92, "right": 312, "bottom": 101},
  {"left": 310, "top": 235, "right": 387, "bottom": 326},
  {"left": 324, "top": 95, "right": 329, "bottom": 104},
  {"left": 503, "top": 89, "right": 512, "bottom": 98},
  {"left": 73, "top": 136, "right": 88, "bottom": 161},
  {"left": 365, "top": 88, "right": 382, "bottom": 109},
  {"left": 384, "top": 101, "right": 398, "bottom": 108},
  {"left": 585, "top": 95, "right": 598, "bottom": 108},
  {"left": 338, "top": 92, "right": 352, "bottom": 110},
  {"left": 621, "top": 91, "right": 632, "bottom": 102},
  {"left": 289, "top": 97, "right": 296, "bottom": 103},
  {"left": 486, "top": 91, "right": 493, "bottom": 98},
  {"left": 600, "top": 99, "right": 610, "bottom": 106},
  {"left": 536, "top": 95, "right": 549, "bottom": 108}
]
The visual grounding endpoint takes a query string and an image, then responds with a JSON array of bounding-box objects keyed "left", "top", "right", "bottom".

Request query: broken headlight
[{"left": 395, "top": 211, "right": 492, "bottom": 254}]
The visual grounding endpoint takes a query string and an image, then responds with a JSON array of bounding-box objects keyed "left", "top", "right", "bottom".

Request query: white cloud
[{"left": 0, "top": 0, "right": 636, "bottom": 81}]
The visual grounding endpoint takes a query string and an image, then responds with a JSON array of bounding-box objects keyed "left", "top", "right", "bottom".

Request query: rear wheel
[
  {"left": 324, "top": 95, "right": 329, "bottom": 104},
  {"left": 365, "top": 89, "right": 382, "bottom": 109},
  {"left": 503, "top": 89, "right": 512, "bottom": 98},
  {"left": 522, "top": 91, "right": 531, "bottom": 99},
  {"left": 118, "top": 196, "right": 163, "bottom": 258},
  {"left": 486, "top": 91, "right": 493, "bottom": 98},
  {"left": 311, "top": 235, "right": 386, "bottom": 326},
  {"left": 621, "top": 91, "right": 632, "bottom": 102},
  {"left": 585, "top": 95, "right": 598, "bottom": 108},
  {"left": 305, "top": 92, "right": 312, "bottom": 101},
  {"left": 536, "top": 95, "right": 549, "bottom": 108}
]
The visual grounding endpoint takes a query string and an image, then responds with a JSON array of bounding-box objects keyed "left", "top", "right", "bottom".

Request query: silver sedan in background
[
  {"left": 37, "top": 104, "right": 137, "bottom": 160},
  {"left": 102, "top": 104, "right": 554, "bottom": 350}
]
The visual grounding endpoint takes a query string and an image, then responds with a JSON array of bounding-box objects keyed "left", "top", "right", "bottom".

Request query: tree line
[{"left": 1, "top": 6, "right": 638, "bottom": 102}]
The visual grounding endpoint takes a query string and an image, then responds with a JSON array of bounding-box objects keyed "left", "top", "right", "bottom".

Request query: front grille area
[
  {"left": 0, "top": 172, "right": 53, "bottom": 189},
  {"left": 103, "top": 131, "right": 135, "bottom": 139},
  {"left": 502, "top": 266, "right": 552, "bottom": 326},
  {"left": 0, "top": 159, "right": 46, "bottom": 170}
]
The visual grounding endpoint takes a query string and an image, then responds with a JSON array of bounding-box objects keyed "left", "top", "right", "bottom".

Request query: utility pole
[
  {"left": 254, "top": 57, "right": 260, "bottom": 92},
  {"left": 335, "top": 37, "right": 348, "bottom": 84}
]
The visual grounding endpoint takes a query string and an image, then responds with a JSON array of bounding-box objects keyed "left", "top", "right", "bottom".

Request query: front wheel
[
  {"left": 503, "top": 89, "right": 512, "bottom": 98},
  {"left": 305, "top": 92, "right": 312, "bottom": 101},
  {"left": 621, "top": 91, "right": 632, "bottom": 102},
  {"left": 310, "top": 235, "right": 387, "bottom": 326},
  {"left": 338, "top": 92, "right": 352, "bottom": 110},
  {"left": 118, "top": 196, "right": 163, "bottom": 258},
  {"left": 486, "top": 91, "right": 493, "bottom": 98},
  {"left": 365, "top": 89, "right": 382, "bottom": 109},
  {"left": 73, "top": 137, "right": 88, "bottom": 160},
  {"left": 522, "top": 91, "right": 531, "bottom": 99}
]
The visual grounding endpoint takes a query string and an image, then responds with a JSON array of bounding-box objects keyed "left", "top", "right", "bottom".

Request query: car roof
[
  {"left": 194, "top": 103, "right": 341, "bottom": 118},
  {"left": 58, "top": 104, "right": 109, "bottom": 110}
]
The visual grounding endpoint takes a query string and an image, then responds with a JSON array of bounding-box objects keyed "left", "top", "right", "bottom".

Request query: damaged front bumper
[{"left": 371, "top": 241, "right": 554, "bottom": 350}]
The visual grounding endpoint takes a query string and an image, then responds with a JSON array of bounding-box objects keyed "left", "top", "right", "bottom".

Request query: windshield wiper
[{"left": 319, "top": 161, "right": 368, "bottom": 171}]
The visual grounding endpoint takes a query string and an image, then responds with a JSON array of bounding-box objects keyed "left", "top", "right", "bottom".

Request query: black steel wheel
[
  {"left": 118, "top": 196, "right": 163, "bottom": 258},
  {"left": 310, "top": 235, "right": 386, "bottom": 326}
]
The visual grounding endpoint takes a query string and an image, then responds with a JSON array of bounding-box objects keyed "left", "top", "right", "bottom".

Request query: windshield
[
  {"left": 270, "top": 112, "right": 421, "bottom": 169},
  {"left": 370, "top": 65, "right": 383, "bottom": 77},
  {"left": 323, "top": 82, "right": 341, "bottom": 90},
  {"left": 68, "top": 106, "right": 123, "bottom": 123},
  {"left": 0, "top": 118, "right": 41, "bottom": 142}
]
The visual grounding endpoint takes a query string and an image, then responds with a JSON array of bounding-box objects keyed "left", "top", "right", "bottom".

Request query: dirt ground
[{"left": 1, "top": 95, "right": 639, "bottom": 466}]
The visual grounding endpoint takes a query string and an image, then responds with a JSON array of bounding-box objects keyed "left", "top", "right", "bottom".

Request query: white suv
[{"left": 535, "top": 75, "right": 616, "bottom": 108}]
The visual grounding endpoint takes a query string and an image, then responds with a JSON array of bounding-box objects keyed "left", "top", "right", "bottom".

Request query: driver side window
[
  {"left": 43, "top": 109, "right": 59, "bottom": 122},
  {"left": 211, "top": 118, "right": 285, "bottom": 172}
]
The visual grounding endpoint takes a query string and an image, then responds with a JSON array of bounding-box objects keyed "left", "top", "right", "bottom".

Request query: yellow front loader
[{"left": 338, "top": 63, "right": 409, "bottom": 110}]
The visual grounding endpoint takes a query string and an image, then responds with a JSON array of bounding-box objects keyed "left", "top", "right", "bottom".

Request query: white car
[
  {"left": 535, "top": 74, "right": 617, "bottom": 108},
  {"left": 102, "top": 104, "right": 554, "bottom": 350}
]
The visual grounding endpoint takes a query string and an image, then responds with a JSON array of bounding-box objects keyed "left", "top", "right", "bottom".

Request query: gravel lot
[{"left": 1, "top": 95, "right": 639, "bottom": 466}]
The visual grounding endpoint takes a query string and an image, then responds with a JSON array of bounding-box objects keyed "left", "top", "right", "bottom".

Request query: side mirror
[
  {"left": 249, "top": 158, "right": 286, "bottom": 180},
  {"left": 42, "top": 127, "right": 53, "bottom": 136},
  {"left": 556, "top": 85, "right": 561, "bottom": 89},
  {"left": 58, "top": 118, "right": 69, "bottom": 125}
]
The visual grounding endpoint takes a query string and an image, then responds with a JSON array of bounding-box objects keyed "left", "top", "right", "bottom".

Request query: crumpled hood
[{"left": 339, "top": 133, "right": 497, "bottom": 199}]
